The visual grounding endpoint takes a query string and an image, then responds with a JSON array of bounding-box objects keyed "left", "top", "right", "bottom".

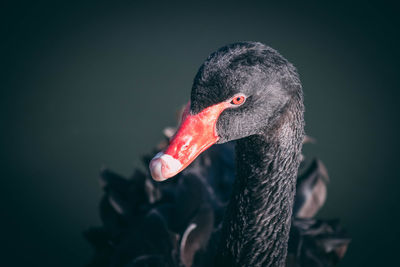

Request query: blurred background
[{"left": 1, "top": 1, "right": 399, "bottom": 266}]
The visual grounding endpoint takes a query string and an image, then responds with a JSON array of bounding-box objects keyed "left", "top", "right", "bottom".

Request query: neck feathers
[{"left": 215, "top": 100, "right": 304, "bottom": 267}]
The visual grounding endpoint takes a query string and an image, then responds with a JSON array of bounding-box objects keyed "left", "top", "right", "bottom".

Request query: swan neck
[{"left": 215, "top": 103, "right": 304, "bottom": 267}]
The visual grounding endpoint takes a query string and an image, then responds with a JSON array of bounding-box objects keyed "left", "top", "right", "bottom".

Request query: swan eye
[{"left": 231, "top": 95, "right": 246, "bottom": 105}]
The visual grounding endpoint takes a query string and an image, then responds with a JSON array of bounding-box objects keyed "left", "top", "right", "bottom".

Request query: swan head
[{"left": 150, "top": 42, "right": 303, "bottom": 181}]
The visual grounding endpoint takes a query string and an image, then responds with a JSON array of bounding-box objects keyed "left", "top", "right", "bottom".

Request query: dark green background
[{"left": 1, "top": 1, "right": 399, "bottom": 266}]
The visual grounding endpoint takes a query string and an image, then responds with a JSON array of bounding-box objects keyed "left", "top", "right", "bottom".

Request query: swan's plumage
[
  {"left": 85, "top": 134, "right": 349, "bottom": 267},
  {"left": 86, "top": 42, "right": 350, "bottom": 266}
]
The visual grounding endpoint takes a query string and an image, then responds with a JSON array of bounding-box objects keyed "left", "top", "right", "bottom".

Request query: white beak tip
[
  {"left": 149, "top": 158, "right": 166, "bottom": 181},
  {"left": 149, "top": 152, "right": 183, "bottom": 181}
]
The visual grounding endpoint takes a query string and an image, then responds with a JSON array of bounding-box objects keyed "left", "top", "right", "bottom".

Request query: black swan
[{"left": 85, "top": 42, "right": 350, "bottom": 267}]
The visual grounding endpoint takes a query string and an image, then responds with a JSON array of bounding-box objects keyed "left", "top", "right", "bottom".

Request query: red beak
[{"left": 149, "top": 101, "right": 230, "bottom": 181}]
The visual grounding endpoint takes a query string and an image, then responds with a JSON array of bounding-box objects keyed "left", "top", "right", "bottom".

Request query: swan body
[{"left": 86, "top": 42, "right": 350, "bottom": 267}]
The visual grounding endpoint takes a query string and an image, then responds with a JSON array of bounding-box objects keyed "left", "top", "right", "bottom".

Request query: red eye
[{"left": 231, "top": 95, "right": 246, "bottom": 105}]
